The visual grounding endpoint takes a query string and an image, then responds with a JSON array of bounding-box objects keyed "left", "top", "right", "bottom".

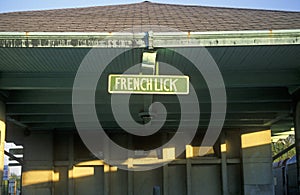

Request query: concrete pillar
[
  {"left": 220, "top": 133, "right": 228, "bottom": 195},
  {"left": 0, "top": 101, "right": 6, "bottom": 193},
  {"left": 68, "top": 134, "right": 74, "bottom": 195},
  {"left": 241, "top": 130, "right": 274, "bottom": 195},
  {"left": 186, "top": 159, "right": 192, "bottom": 195},
  {"left": 295, "top": 101, "right": 300, "bottom": 193},
  {"left": 22, "top": 131, "right": 54, "bottom": 195},
  {"left": 127, "top": 135, "right": 133, "bottom": 195},
  {"left": 103, "top": 164, "right": 110, "bottom": 195},
  {"left": 225, "top": 130, "right": 242, "bottom": 195}
]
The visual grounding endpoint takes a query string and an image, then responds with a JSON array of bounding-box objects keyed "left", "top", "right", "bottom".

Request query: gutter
[{"left": 0, "top": 29, "right": 299, "bottom": 48}]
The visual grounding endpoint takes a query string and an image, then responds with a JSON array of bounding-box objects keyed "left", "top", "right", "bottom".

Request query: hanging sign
[{"left": 108, "top": 74, "right": 189, "bottom": 94}]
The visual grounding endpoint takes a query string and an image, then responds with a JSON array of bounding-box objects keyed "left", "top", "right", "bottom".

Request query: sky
[
  {"left": 0, "top": 0, "right": 300, "bottom": 13},
  {"left": 5, "top": 142, "right": 22, "bottom": 175}
]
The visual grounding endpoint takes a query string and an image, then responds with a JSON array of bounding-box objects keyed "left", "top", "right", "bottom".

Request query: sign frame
[{"left": 108, "top": 74, "right": 189, "bottom": 95}]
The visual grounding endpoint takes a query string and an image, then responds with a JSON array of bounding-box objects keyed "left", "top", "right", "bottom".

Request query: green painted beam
[
  {"left": 0, "top": 70, "right": 300, "bottom": 90},
  {"left": 14, "top": 113, "right": 283, "bottom": 124},
  {"left": 271, "top": 123, "right": 294, "bottom": 132},
  {"left": 16, "top": 114, "right": 293, "bottom": 133},
  {"left": 19, "top": 118, "right": 268, "bottom": 125},
  {"left": 25, "top": 120, "right": 293, "bottom": 131},
  {"left": 25, "top": 122, "right": 266, "bottom": 130},
  {"left": 0, "top": 30, "right": 300, "bottom": 48},
  {"left": 6, "top": 102, "right": 292, "bottom": 115},
  {"left": 6, "top": 87, "right": 291, "bottom": 104}
]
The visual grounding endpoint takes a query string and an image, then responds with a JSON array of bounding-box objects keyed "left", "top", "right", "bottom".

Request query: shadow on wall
[
  {"left": 21, "top": 130, "right": 274, "bottom": 195},
  {"left": 22, "top": 164, "right": 164, "bottom": 195}
]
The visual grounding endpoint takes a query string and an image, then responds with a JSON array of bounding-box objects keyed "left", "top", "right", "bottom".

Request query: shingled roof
[{"left": 0, "top": 1, "right": 300, "bottom": 32}]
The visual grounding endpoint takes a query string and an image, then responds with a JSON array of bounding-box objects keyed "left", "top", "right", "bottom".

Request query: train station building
[{"left": 0, "top": 1, "right": 300, "bottom": 194}]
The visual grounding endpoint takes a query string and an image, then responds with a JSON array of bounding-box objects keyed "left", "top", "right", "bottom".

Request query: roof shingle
[{"left": 0, "top": 1, "right": 300, "bottom": 32}]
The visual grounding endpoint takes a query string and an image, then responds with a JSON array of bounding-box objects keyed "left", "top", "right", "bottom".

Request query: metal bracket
[
  {"left": 141, "top": 51, "right": 157, "bottom": 75},
  {"left": 146, "top": 31, "right": 154, "bottom": 49},
  {"left": 140, "top": 50, "right": 158, "bottom": 123}
]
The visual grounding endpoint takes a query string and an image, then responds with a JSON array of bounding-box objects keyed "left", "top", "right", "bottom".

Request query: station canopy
[{"left": 0, "top": 1, "right": 300, "bottom": 135}]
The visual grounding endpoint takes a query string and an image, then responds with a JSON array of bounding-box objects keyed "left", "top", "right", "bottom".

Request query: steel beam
[
  {"left": 0, "top": 70, "right": 299, "bottom": 89},
  {"left": 6, "top": 102, "right": 292, "bottom": 116},
  {"left": 6, "top": 87, "right": 291, "bottom": 105}
]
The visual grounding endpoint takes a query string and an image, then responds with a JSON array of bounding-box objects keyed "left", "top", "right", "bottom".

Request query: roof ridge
[
  {"left": 0, "top": 1, "right": 142, "bottom": 14},
  {"left": 0, "top": 1, "right": 299, "bottom": 15},
  {"left": 145, "top": 1, "right": 300, "bottom": 13}
]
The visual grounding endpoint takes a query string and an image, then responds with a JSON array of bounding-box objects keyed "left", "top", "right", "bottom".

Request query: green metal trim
[
  {"left": 0, "top": 32, "right": 147, "bottom": 48},
  {"left": 0, "top": 29, "right": 299, "bottom": 48},
  {"left": 153, "top": 29, "right": 300, "bottom": 47}
]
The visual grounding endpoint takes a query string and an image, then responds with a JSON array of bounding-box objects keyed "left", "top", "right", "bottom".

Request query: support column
[
  {"left": 241, "top": 130, "right": 273, "bottom": 195},
  {"left": 0, "top": 101, "right": 6, "bottom": 193},
  {"left": 22, "top": 131, "right": 54, "bottom": 195},
  {"left": 186, "top": 159, "right": 192, "bottom": 195},
  {"left": 226, "top": 130, "right": 242, "bottom": 194},
  {"left": 127, "top": 135, "right": 133, "bottom": 195},
  {"left": 242, "top": 130, "right": 274, "bottom": 195},
  {"left": 220, "top": 133, "right": 228, "bottom": 195},
  {"left": 162, "top": 133, "right": 169, "bottom": 195},
  {"left": 68, "top": 134, "right": 74, "bottom": 195},
  {"left": 295, "top": 101, "right": 300, "bottom": 193},
  {"left": 103, "top": 164, "right": 110, "bottom": 195}
]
